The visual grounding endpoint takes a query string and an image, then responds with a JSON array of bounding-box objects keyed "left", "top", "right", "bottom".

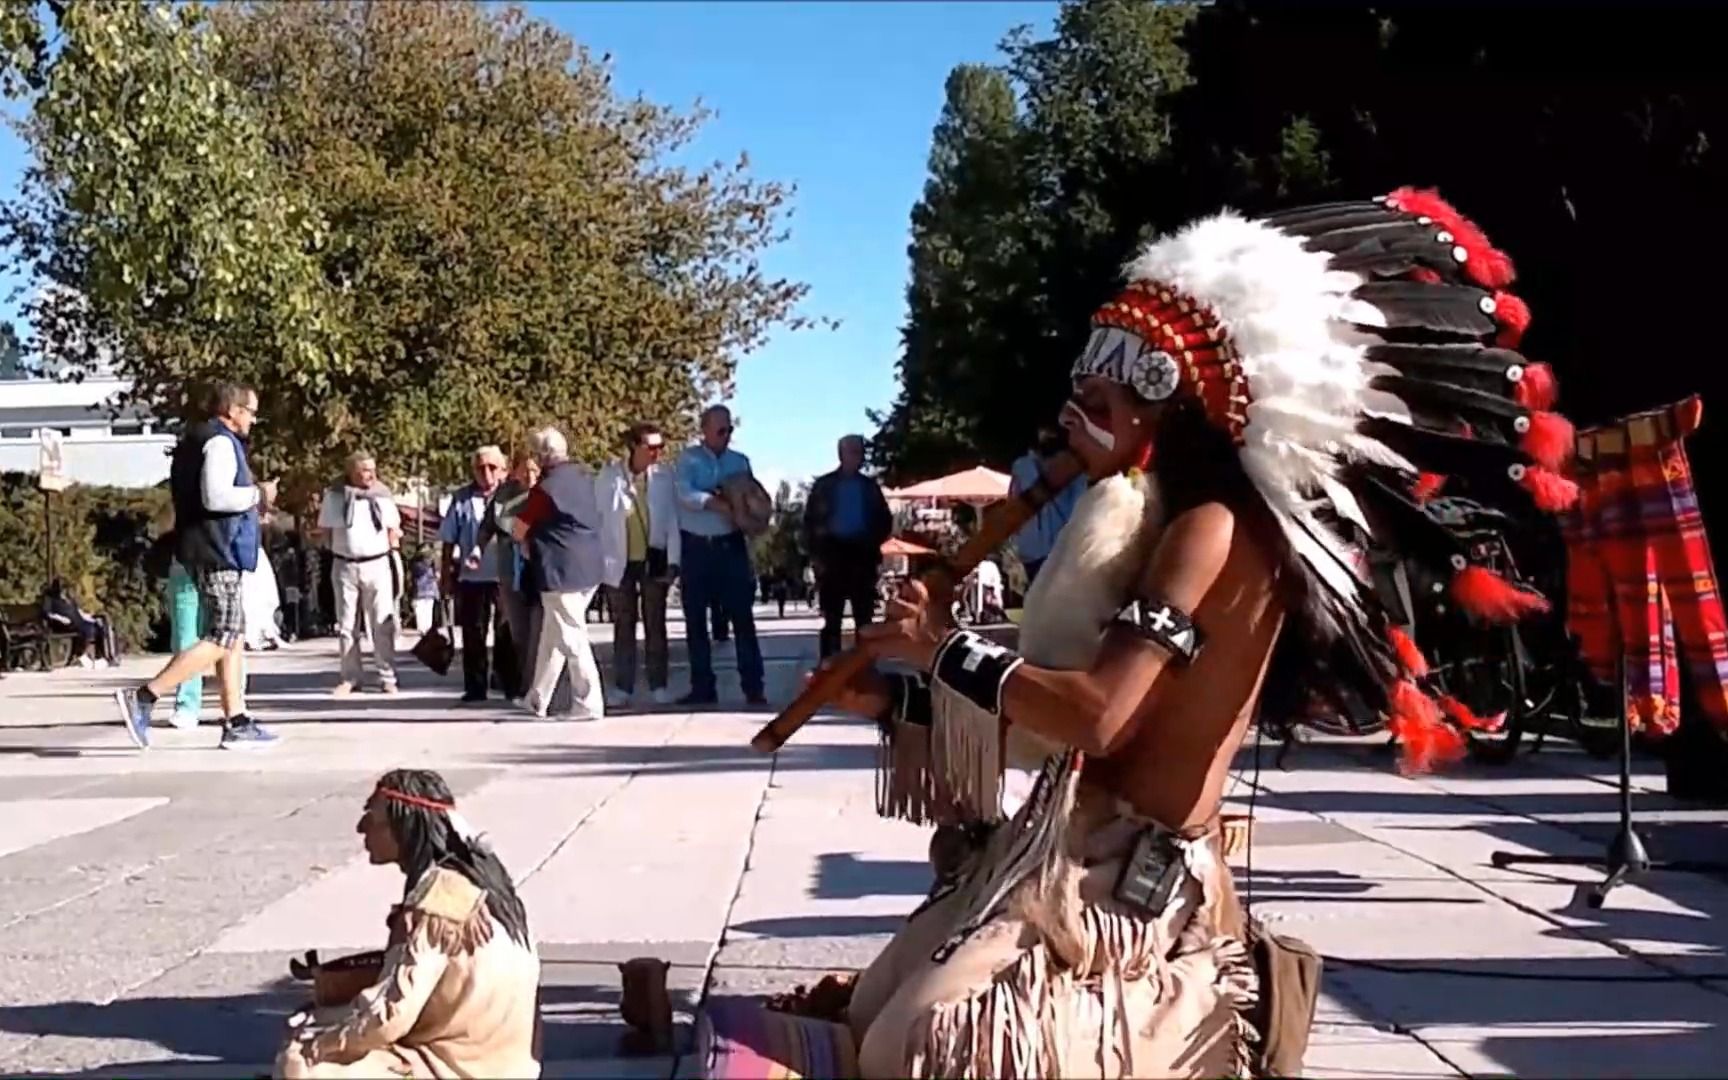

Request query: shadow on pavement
[
  {"left": 487, "top": 740, "right": 877, "bottom": 776},
  {"left": 1328, "top": 953, "right": 1728, "bottom": 1077},
  {"left": 812, "top": 852, "right": 929, "bottom": 900},
  {"left": 0, "top": 988, "right": 298, "bottom": 1073}
]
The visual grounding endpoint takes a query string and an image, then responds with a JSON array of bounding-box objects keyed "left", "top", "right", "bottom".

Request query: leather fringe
[
  {"left": 402, "top": 903, "right": 493, "bottom": 957},
  {"left": 931, "top": 680, "right": 1005, "bottom": 822}
]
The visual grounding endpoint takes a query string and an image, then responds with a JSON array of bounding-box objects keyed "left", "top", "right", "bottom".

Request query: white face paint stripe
[{"left": 1062, "top": 402, "right": 1115, "bottom": 452}]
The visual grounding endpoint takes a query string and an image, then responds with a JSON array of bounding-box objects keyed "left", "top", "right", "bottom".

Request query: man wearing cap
[{"left": 597, "top": 423, "right": 682, "bottom": 708}]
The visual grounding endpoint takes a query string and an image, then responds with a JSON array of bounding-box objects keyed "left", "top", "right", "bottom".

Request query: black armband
[
  {"left": 1117, "top": 599, "right": 1205, "bottom": 665},
  {"left": 882, "top": 669, "right": 932, "bottom": 731},
  {"left": 931, "top": 629, "right": 1024, "bottom": 716}
]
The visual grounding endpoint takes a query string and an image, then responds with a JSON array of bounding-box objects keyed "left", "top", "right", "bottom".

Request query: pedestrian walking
[
  {"left": 512, "top": 428, "right": 606, "bottom": 719},
  {"left": 115, "top": 382, "right": 277, "bottom": 749}
]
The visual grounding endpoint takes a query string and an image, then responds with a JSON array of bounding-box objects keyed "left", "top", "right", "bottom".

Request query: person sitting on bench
[{"left": 41, "top": 579, "right": 114, "bottom": 668}]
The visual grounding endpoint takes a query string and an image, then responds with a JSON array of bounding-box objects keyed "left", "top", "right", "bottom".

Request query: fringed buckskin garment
[
  {"left": 851, "top": 769, "right": 1255, "bottom": 1079},
  {"left": 276, "top": 868, "right": 542, "bottom": 1079},
  {"left": 855, "top": 473, "right": 1258, "bottom": 1079}
]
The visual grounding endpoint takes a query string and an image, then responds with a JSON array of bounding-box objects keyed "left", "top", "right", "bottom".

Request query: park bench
[{"left": 0, "top": 601, "right": 80, "bottom": 672}]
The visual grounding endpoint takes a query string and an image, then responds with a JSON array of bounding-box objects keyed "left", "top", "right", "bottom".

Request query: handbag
[
  {"left": 411, "top": 598, "right": 456, "bottom": 676},
  {"left": 1244, "top": 915, "right": 1323, "bottom": 1077}
]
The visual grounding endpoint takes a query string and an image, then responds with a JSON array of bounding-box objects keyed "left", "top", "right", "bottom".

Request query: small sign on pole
[{"left": 37, "top": 429, "right": 71, "bottom": 493}]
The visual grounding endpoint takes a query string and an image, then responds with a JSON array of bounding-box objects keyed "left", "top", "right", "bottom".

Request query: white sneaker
[
  {"left": 651, "top": 687, "right": 676, "bottom": 707},
  {"left": 605, "top": 687, "right": 632, "bottom": 711},
  {"left": 167, "top": 710, "right": 200, "bottom": 731}
]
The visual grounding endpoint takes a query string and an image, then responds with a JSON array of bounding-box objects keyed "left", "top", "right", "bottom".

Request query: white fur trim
[{"left": 1010, "top": 471, "right": 1164, "bottom": 768}]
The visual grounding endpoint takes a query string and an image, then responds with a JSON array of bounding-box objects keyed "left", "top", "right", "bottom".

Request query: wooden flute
[{"left": 750, "top": 450, "right": 1086, "bottom": 753}]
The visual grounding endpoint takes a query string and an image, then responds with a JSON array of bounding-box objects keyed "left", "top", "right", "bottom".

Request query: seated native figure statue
[
  {"left": 275, "top": 769, "right": 542, "bottom": 1079},
  {"left": 823, "top": 189, "right": 1577, "bottom": 1078}
]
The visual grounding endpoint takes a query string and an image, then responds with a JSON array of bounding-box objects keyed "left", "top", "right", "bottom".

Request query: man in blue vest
[{"left": 116, "top": 382, "right": 278, "bottom": 750}]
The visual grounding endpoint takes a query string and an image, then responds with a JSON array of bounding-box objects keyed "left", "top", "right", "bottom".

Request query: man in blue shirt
[
  {"left": 802, "top": 435, "right": 893, "bottom": 658},
  {"left": 674, "top": 405, "right": 765, "bottom": 706},
  {"left": 1010, "top": 424, "right": 1088, "bottom": 586},
  {"left": 439, "top": 444, "right": 517, "bottom": 703}
]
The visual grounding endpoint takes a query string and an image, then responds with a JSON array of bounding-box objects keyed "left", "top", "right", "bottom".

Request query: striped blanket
[{"left": 697, "top": 998, "right": 858, "bottom": 1080}]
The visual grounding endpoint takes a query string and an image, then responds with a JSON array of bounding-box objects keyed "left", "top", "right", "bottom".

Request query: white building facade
[{"left": 0, "top": 377, "right": 174, "bottom": 488}]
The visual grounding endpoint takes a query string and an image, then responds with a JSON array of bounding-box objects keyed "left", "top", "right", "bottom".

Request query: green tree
[
  {"left": 3, "top": 1, "right": 819, "bottom": 508},
  {"left": 207, "top": 0, "right": 816, "bottom": 484},
  {"left": 751, "top": 479, "right": 808, "bottom": 580},
  {"left": 1, "top": 1, "right": 345, "bottom": 493},
  {"left": 873, "top": 1, "right": 1197, "bottom": 482}
]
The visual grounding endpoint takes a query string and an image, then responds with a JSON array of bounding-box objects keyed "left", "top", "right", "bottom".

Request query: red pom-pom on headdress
[
  {"left": 1514, "top": 362, "right": 1558, "bottom": 411},
  {"left": 1389, "top": 679, "right": 1466, "bottom": 773},
  {"left": 1521, "top": 411, "right": 1575, "bottom": 471},
  {"left": 1492, "top": 292, "right": 1530, "bottom": 348},
  {"left": 1451, "top": 565, "right": 1551, "bottom": 623},
  {"left": 1387, "top": 626, "right": 1429, "bottom": 678},
  {"left": 1384, "top": 187, "right": 1517, "bottom": 289},
  {"left": 1439, "top": 694, "right": 1506, "bottom": 733},
  {"left": 1520, "top": 466, "right": 1580, "bottom": 512},
  {"left": 1412, "top": 472, "right": 1447, "bottom": 503}
]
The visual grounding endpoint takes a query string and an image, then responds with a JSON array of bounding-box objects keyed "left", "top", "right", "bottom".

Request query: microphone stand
[{"left": 1489, "top": 656, "right": 1728, "bottom": 908}]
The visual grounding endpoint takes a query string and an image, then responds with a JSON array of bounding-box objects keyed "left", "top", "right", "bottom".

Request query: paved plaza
[{"left": 1, "top": 607, "right": 1726, "bottom": 1078}]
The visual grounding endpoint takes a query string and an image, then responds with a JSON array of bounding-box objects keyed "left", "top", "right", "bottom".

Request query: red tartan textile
[{"left": 1563, "top": 400, "right": 1728, "bottom": 736}]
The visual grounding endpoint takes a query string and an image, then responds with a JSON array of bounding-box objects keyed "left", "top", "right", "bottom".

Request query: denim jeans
[{"left": 679, "top": 531, "right": 763, "bottom": 698}]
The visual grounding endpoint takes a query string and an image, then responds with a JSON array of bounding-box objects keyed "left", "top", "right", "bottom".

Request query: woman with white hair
[{"left": 509, "top": 427, "right": 606, "bottom": 719}]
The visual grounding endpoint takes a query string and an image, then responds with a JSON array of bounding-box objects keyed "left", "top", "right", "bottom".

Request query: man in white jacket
[{"left": 597, "top": 423, "right": 682, "bottom": 708}]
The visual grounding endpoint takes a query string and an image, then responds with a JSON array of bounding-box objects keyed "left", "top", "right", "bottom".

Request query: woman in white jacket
[{"left": 595, "top": 424, "right": 682, "bottom": 708}]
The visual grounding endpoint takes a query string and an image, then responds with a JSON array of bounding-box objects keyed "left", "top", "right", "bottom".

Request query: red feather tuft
[
  {"left": 1412, "top": 472, "right": 1447, "bottom": 502},
  {"left": 1440, "top": 694, "right": 1506, "bottom": 732},
  {"left": 1387, "top": 626, "right": 1429, "bottom": 677},
  {"left": 1384, "top": 186, "right": 1517, "bottom": 289},
  {"left": 1514, "top": 361, "right": 1558, "bottom": 411},
  {"left": 1452, "top": 565, "right": 1551, "bottom": 623},
  {"left": 1521, "top": 411, "right": 1575, "bottom": 470},
  {"left": 1493, "top": 292, "right": 1531, "bottom": 347},
  {"left": 1521, "top": 466, "right": 1580, "bottom": 512},
  {"left": 1408, "top": 267, "right": 1443, "bottom": 285},
  {"left": 1388, "top": 680, "right": 1466, "bottom": 773}
]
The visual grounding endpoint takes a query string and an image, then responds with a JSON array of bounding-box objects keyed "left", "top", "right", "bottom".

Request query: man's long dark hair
[
  {"left": 376, "top": 769, "right": 531, "bottom": 947},
  {"left": 1149, "top": 397, "right": 1397, "bottom": 727}
]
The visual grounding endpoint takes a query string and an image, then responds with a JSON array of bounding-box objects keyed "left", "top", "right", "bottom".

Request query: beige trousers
[
  {"left": 334, "top": 555, "right": 399, "bottom": 687},
  {"left": 526, "top": 588, "right": 603, "bottom": 718}
]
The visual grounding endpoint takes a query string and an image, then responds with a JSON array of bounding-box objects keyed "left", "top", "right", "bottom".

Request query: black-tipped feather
[
  {"left": 1262, "top": 200, "right": 1384, "bottom": 226},
  {"left": 1370, "top": 375, "right": 1528, "bottom": 427},
  {"left": 1328, "top": 245, "right": 1467, "bottom": 281},
  {"left": 1303, "top": 221, "right": 1438, "bottom": 254},
  {"left": 1277, "top": 209, "right": 1408, "bottom": 237},
  {"left": 1366, "top": 344, "right": 1526, "bottom": 396},
  {"left": 1352, "top": 282, "right": 1497, "bottom": 337}
]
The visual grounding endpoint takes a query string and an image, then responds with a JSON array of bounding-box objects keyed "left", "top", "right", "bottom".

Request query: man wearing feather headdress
[{"left": 821, "top": 189, "right": 1577, "bottom": 1078}]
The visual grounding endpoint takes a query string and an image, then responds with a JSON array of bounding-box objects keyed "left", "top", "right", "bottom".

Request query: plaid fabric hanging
[{"left": 1563, "top": 396, "right": 1728, "bottom": 735}]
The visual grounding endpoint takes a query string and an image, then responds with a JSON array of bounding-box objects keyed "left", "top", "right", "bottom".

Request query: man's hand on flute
[
  {"left": 859, "top": 577, "right": 947, "bottom": 669},
  {"left": 802, "top": 578, "right": 945, "bottom": 721}
]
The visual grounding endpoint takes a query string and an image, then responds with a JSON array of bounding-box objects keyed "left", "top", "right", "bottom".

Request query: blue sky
[
  {"left": 537, "top": 1, "right": 1055, "bottom": 490},
  {"left": 0, "top": 1, "right": 1057, "bottom": 489}
]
